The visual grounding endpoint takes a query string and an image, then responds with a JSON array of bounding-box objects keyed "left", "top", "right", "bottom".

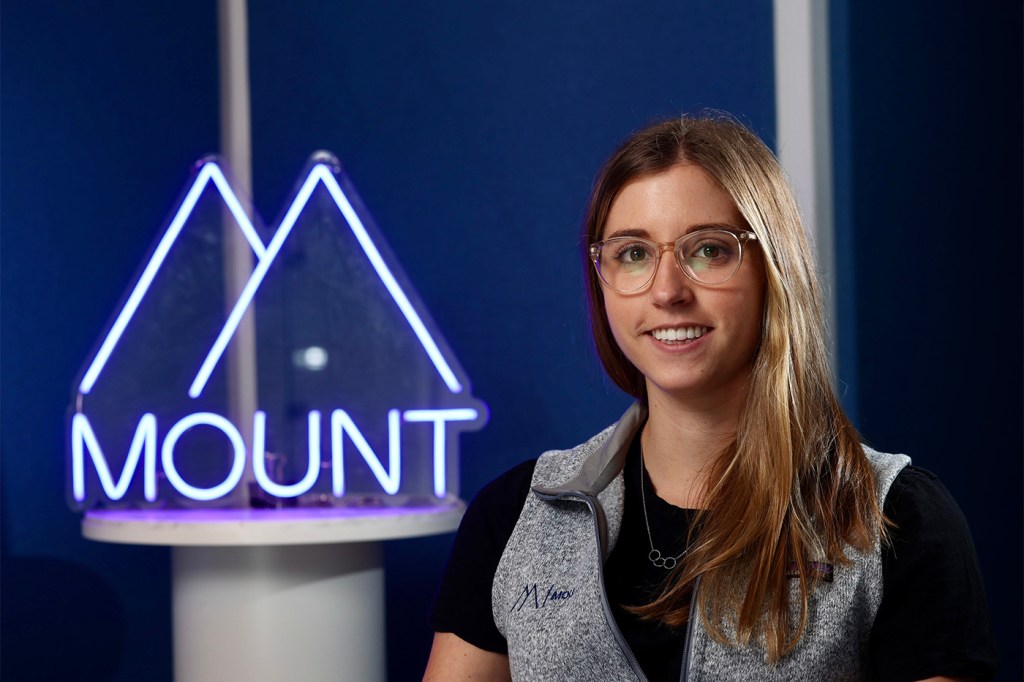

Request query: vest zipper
[
  {"left": 563, "top": 490, "right": 649, "bottom": 681},
  {"left": 677, "top": 575, "right": 701, "bottom": 681}
]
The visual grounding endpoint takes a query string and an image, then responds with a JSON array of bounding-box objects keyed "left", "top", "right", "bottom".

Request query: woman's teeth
[{"left": 652, "top": 326, "right": 709, "bottom": 343}]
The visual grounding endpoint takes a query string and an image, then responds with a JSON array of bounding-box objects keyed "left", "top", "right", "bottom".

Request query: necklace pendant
[{"left": 648, "top": 549, "right": 679, "bottom": 570}]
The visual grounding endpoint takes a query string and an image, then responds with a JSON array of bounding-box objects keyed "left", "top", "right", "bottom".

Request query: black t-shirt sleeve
[
  {"left": 871, "top": 465, "right": 999, "bottom": 681},
  {"left": 431, "top": 459, "right": 537, "bottom": 653}
]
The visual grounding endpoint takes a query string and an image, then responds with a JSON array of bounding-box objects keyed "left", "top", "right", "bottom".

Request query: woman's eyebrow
[
  {"left": 602, "top": 227, "right": 649, "bottom": 240},
  {"left": 693, "top": 222, "right": 747, "bottom": 234},
  {"left": 603, "top": 223, "right": 746, "bottom": 241}
]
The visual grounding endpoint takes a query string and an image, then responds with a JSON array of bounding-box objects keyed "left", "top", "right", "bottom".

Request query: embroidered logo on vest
[
  {"left": 510, "top": 583, "right": 575, "bottom": 612},
  {"left": 786, "top": 561, "right": 834, "bottom": 582}
]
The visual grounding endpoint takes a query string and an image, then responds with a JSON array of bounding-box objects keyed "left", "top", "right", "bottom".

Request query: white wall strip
[{"left": 773, "top": 0, "right": 837, "bottom": 362}]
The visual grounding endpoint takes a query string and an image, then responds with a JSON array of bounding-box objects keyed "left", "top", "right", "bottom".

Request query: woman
[{"left": 424, "top": 115, "right": 997, "bottom": 680}]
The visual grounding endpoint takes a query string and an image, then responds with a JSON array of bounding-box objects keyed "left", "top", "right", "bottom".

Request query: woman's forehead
[{"left": 601, "top": 165, "right": 744, "bottom": 240}]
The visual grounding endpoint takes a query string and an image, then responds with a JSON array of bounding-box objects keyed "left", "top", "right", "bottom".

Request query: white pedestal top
[{"left": 82, "top": 499, "right": 465, "bottom": 546}]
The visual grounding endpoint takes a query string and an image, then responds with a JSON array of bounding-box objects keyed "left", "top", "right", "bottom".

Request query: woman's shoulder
[
  {"left": 466, "top": 458, "right": 539, "bottom": 527},
  {"left": 860, "top": 445, "right": 912, "bottom": 495},
  {"left": 462, "top": 419, "right": 624, "bottom": 535},
  {"left": 431, "top": 459, "right": 539, "bottom": 652},
  {"left": 884, "top": 464, "right": 972, "bottom": 532},
  {"left": 881, "top": 464, "right": 988, "bottom": 572},
  {"left": 457, "top": 421, "right": 624, "bottom": 550},
  {"left": 532, "top": 422, "right": 621, "bottom": 485},
  {"left": 880, "top": 463, "right": 983, "bottom": 571},
  {"left": 873, "top": 465, "right": 999, "bottom": 680}
]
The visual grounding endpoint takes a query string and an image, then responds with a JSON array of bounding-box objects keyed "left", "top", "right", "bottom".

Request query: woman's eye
[
  {"left": 690, "top": 240, "right": 731, "bottom": 260},
  {"left": 614, "top": 243, "right": 653, "bottom": 263}
]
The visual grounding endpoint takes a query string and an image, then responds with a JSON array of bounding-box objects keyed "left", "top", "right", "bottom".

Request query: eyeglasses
[{"left": 589, "top": 228, "right": 758, "bottom": 293}]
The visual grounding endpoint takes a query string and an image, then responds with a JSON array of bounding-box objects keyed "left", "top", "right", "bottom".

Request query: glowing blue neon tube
[
  {"left": 189, "top": 163, "right": 464, "bottom": 397},
  {"left": 79, "top": 163, "right": 265, "bottom": 395}
]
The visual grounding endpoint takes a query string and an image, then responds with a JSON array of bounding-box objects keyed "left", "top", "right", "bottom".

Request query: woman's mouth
[{"left": 651, "top": 326, "right": 710, "bottom": 344}]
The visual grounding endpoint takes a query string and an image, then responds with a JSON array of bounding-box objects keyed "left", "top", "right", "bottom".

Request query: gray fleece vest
[{"left": 492, "top": 403, "right": 910, "bottom": 681}]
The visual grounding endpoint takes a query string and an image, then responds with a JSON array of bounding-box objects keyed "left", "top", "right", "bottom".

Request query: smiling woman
[
  {"left": 423, "top": 115, "right": 999, "bottom": 681},
  {"left": 597, "top": 164, "right": 766, "bottom": 411}
]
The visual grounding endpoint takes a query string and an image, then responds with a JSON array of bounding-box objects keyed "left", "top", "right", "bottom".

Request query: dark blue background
[{"left": 2, "top": 1, "right": 1019, "bottom": 679}]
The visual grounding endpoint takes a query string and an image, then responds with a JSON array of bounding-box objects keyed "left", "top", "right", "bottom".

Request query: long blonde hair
[{"left": 582, "top": 114, "right": 883, "bottom": 660}]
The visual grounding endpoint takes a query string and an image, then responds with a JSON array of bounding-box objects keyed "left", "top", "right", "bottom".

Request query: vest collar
[{"left": 533, "top": 401, "right": 646, "bottom": 498}]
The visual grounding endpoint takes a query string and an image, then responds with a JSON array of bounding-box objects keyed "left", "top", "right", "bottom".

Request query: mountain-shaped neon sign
[{"left": 69, "top": 153, "right": 487, "bottom": 510}]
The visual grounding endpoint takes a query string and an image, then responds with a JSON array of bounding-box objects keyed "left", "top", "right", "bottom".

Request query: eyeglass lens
[{"left": 594, "top": 230, "right": 744, "bottom": 292}]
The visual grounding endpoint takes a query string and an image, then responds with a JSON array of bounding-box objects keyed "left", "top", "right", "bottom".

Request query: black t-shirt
[{"left": 432, "top": 438, "right": 999, "bottom": 681}]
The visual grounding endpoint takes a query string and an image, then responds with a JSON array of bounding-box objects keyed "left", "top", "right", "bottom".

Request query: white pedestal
[
  {"left": 172, "top": 543, "right": 383, "bottom": 682},
  {"left": 83, "top": 503, "right": 463, "bottom": 682}
]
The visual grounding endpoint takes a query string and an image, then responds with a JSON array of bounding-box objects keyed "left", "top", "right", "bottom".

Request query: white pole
[
  {"left": 218, "top": 0, "right": 259, "bottom": 489},
  {"left": 219, "top": 0, "right": 252, "bottom": 189},
  {"left": 773, "top": 0, "right": 837, "bottom": 362},
  {"left": 167, "top": 8, "right": 390, "bottom": 682}
]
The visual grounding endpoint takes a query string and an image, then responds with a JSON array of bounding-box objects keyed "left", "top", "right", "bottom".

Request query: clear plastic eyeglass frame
[{"left": 589, "top": 228, "right": 758, "bottom": 293}]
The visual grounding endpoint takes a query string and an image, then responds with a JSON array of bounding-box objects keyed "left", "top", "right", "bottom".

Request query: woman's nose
[{"left": 649, "top": 246, "right": 694, "bottom": 306}]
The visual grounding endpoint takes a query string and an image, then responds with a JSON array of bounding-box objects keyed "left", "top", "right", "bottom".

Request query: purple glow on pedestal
[{"left": 86, "top": 504, "right": 458, "bottom": 523}]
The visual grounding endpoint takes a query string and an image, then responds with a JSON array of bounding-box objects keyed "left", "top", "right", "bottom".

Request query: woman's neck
[{"left": 641, "top": 384, "right": 748, "bottom": 508}]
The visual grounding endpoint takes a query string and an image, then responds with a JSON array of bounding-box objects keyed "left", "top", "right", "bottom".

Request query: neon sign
[{"left": 69, "top": 153, "right": 487, "bottom": 509}]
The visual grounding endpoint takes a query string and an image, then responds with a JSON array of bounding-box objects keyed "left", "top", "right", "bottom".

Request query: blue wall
[
  {"left": 2, "top": 2, "right": 219, "bottom": 679},
  {"left": 2, "top": 1, "right": 1018, "bottom": 679},
  {"left": 832, "top": 2, "right": 1021, "bottom": 676}
]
